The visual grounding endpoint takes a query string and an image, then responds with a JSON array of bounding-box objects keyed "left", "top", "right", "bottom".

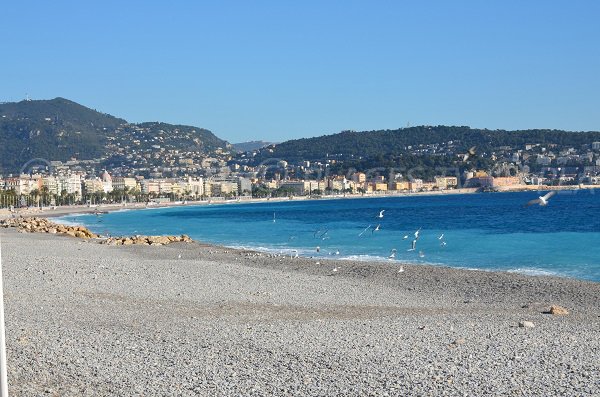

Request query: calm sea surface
[{"left": 60, "top": 190, "right": 600, "bottom": 282}]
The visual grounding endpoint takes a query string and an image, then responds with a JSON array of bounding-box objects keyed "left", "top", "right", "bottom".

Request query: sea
[{"left": 59, "top": 190, "right": 600, "bottom": 282}]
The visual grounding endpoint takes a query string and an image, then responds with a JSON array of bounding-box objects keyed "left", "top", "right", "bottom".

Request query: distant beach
[{"left": 2, "top": 183, "right": 598, "bottom": 221}]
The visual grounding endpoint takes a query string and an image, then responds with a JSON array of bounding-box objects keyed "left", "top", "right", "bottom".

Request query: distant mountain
[
  {"left": 251, "top": 126, "right": 600, "bottom": 164},
  {"left": 0, "top": 97, "right": 228, "bottom": 173},
  {"left": 232, "top": 140, "right": 278, "bottom": 152}
]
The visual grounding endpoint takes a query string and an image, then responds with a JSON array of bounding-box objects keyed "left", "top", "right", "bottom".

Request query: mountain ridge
[{"left": 0, "top": 97, "right": 229, "bottom": 173}]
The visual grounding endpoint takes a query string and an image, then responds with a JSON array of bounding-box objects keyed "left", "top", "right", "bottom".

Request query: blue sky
[{"left": 1, "top": 1, "right": 599, "bottom": 142}]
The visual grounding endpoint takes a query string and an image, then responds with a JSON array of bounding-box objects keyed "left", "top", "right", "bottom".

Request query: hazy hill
[
  {"left": 232, "top": 140, "right": 278, "bottom": 152},
  {"left": 0, "top": 98, "right": 228, "bottom": 173}
]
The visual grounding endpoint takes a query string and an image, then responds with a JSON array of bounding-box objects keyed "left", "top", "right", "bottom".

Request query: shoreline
[
  {"left": 1, "top": 228, "right": 599, "bottom": 395},
  {"left": 2, "top": 183, "right": 598, "bottom": 220},
  {"left": 3, "top": 187, "right": 599, "bottom": 284}
]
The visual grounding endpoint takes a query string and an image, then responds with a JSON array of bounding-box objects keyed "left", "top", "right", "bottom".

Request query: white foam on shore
[
  {"left": 507, "top": 267, "right": 562, "bottom": 277},
  {"left": 52, "top": 218, "right": 82, "bottom": 227}
]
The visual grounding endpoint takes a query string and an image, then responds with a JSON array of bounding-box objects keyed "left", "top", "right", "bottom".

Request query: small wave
[
  {"left": 507, "top": 267, "right": 561, "bottom": 277},
  {"left": 53, "top": 218, "right": 82, "bottom": 227}
]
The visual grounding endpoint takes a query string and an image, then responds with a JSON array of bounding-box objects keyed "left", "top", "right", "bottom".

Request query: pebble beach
[{"left": 1, "top": 229, "right": 599, "bottom": 396}]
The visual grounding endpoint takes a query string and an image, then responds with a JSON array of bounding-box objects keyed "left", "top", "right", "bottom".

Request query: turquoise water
[{"left": 61, "top": 190, "right": 600, "bottom": 282}]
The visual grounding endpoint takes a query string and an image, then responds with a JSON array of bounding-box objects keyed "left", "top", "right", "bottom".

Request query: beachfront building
[
  {"left": 83, "top": 178, "right": 105, "bottom": 194},
  {"left": 140, "top": 179, "right": 160, "bottom": 195},
  {"left": 370, "top": 182, "right": 388, "bottom": 192},
  {"left": 421, "top": 182, "right": 437, "bottom": 191},
  {"left": 409, "top": 179, "right": 423, "bottom": 192},
  {"left": 492, "top": 176, "right": 522, "bottom": 187},
  {"left": 435, "top": 176, "right": 459, "bottom": 190},
  {"left": 209, "top": 180, "right": 238, "bottom": 197},
  {"left": 43, "top": 174, "right": 83, "bottom": 198},
  {"left": 351, "top": 172, "right": 366, "bottom": 183},
  {"left": 180, "top": 177, "right": 204, "bottom": 197},
  {"left": 3, "top": 175, "right": 42, "bottom": 195},
  {"left": 389, "top": 181, "right": 410, "bottom": 191},
  {"left": 280, "top": 181, "right": 308, "bottom": 195},
  {"left": 112, "top": 177, "right": 138, "bottom": 193},
  {"left": 101, "top": 171, "right": 113, "bottom": 193}
]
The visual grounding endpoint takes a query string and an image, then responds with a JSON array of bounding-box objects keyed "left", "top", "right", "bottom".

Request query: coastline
[
  {"left": 2, "top": 183, "right": 598, "bottom": 221},
  {"left": 1, "top": 228, "right": 599, "bottom": 395}
]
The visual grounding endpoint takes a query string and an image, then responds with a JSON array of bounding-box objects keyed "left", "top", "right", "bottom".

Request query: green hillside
[{"left": 0, "top": 98, "right": 228, "bottom": 173}]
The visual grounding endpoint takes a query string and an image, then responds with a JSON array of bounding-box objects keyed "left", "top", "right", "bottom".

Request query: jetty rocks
[
  {"left": 0, "top": 216, "right": 98, "bottom": 239},
  {"left": 101, "top": 235, "right": 193, "bottom": 246}
]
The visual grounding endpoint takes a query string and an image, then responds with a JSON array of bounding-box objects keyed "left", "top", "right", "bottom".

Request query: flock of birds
[
  {"left": 175, "top": 146, "right": 560, "bottom": 275},
  {"left": 267, "top": 145, "right": 559, "bottom": 273}
]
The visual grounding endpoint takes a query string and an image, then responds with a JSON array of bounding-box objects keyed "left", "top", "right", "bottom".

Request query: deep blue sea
[{"left": 60, "top": 190, "right": 600, "bottom": 282}]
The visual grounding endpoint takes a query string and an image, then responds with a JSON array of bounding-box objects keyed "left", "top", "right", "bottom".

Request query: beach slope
[{"left": 2, "top": 230, "right": 599, "bottom": 396}]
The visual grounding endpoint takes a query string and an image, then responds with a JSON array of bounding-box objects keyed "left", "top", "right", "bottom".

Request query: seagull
[
  {"left": 313, "top": 228, "right": 327, "bottom": 239},
  {"left": 402, "top": 234, "right": 409, "bottom": 240},
  {"left": 438, "top": 233, "right": 444, "bottom": 240},
  {"left": 419, "top": 250, "right": 425, "bottom": 258},
  {"left": 332, "top": 267, "right": 339, "bottom": 273},
  {"left": 377, "top": 210, "right": 385, "bottom": 218},
  {"left": 388, "top": 248, "right": 397, "bottom": 259},
  {"left": 398, "top": 265, "right": 405, "bottom": 273},
  {"left": 414, "top": 228, "right": 421, "bottom": 240},
  {"left": 525, "top": 191, "right": 556, "bottom": 207},
  {"left": 372, "top": 224, "right": 381, "bottom": 234},
  {"left": 316, "top": 246, "right": 320, "bottom": 253},
  {"left": 290, "top": 250, "right": 299, "bottom": 258},
  {"left": 408, "top": 239, "right": 417, "bottom": 251},
  {"left": 462, "top": 146, "right": 477, "bottom": 162},
  {"left": 359, "top": 225, "right": 372, "bottom": 237},
  {"left": 177, "top": 254, "right": 182, "bottom": 259}
]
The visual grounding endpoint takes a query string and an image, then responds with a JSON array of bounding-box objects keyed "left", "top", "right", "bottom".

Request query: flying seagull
[
  {"left": 359, "top": 225, "right": 372, "bottom": 237},
  {"left": 408, "top": 239, "right": 417, "bottom": 251},
  {"left": 377, "top": 210, "right": 385, "bottom": 218},
  {"left": 462, "top": 146, "right": 477, "bottom": 162},
  {"left": 402, "top": 234, "right": 409, "bottom": 240},
  {"left": 388, "top": 248, "right": 397, "bottom": 259},
  {"left": 438, "top": 233, "right": 444, "bottom": 240},
  {"left": 525, "top": 191, "right": 556, "bottom": 207},
  {"left": 414, "top": 228, "right": 421, "bottom": 240},
  {"left": 372, "top": 224, "right": 381, "bottom": 234}
]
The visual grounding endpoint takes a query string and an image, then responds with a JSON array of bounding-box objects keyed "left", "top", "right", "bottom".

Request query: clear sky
[{"left": 1, "top": 1, "right": 599, "bottom": 142}]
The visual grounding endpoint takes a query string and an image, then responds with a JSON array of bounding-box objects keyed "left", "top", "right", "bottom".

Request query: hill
[
  {"left": 251, "top": 126, "right": 600, "bottom": 163},
  {"left": 0, "top": 98, "right": 228, "bottom": 174},
  {"left": 232, "top": 140, "right": 278, "bottom": 152}
]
